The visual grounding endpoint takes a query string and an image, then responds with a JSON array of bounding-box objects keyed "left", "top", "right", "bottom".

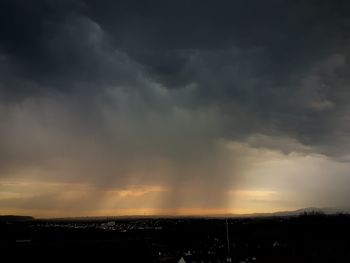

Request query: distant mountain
[
  {"left": 0, "top": 215, "right": 35, "bottom": 222},
  {"left": 233, "top": 207, "right": 350, "bottom": 218}
]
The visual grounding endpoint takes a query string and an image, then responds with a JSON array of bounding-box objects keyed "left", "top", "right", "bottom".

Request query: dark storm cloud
[
  {"left": 2, "top": 0, "right": 350, "bottom": 214},
  {"left": 1, "top": 0, "right": 350, "bottom": 153},
  {"left": 82, "top": 0, "right": 350, "bottom": 87},
  {"left": 1, "top": 0, "right": 350, "bottom": 154}
]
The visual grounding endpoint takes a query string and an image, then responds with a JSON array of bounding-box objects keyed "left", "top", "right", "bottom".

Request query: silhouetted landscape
[{"left": 2, "top": 211, "right": 350, "bottom": 262}]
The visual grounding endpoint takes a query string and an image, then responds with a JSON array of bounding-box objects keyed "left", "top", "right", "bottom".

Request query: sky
[{"left": 1, "top": 0, "right": 350, "bottom": 217}]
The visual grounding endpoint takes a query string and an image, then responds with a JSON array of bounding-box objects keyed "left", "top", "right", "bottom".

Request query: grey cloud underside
[{"left": 1, "top": 0, "right": 350, "bottom": 184}]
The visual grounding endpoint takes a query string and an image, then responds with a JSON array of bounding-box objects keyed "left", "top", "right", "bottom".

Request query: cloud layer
[{"left": 1, "top": 0, "right": 350, "bottom": 216}]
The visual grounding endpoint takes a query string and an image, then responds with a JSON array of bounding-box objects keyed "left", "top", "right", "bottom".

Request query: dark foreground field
[{"left": 1, "top": 214, "right": 350, "bottom": 263}]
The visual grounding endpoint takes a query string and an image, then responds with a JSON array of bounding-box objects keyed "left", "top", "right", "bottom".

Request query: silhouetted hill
[{"left": 0, "top": 215, "right": 34, "bottom": 222}]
